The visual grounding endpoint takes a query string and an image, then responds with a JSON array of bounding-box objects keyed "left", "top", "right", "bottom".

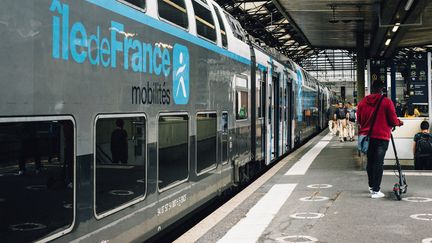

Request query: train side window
[
  {"left": 94, "top": 115, "right": 146, "bottom": 218},
  {"left": 225, "top": 14, "right": 245, "bottom": 41},
  {"left": 212, "top": 4, "right": 228, "bottom": 47},
  {"left": 193, "top": 0, "right": 216, "bottom": 42},
  {"left": 0, "top": 118, "right": 74, "bottom": 242},
  {"left": 196, "top": 112, "right": 217, "bottom": 174},
  {"left": 257, "top": 71, "right": 264, "bottom": 118},
  {"left": 118, "top": 0, "right": 145, "bottom": 10},
  {"left": 158, "top": 114, "right": 189, "bottom": 190},
  {"left": 235, "top": 76, "right": 249, "bottom": 120},
  {"left": 158, "top": 0, "right": 188, "bottom": 29}
]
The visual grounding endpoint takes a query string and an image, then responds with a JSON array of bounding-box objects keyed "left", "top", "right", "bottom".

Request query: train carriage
[{"left": 0, "top": 0, "right": 332, "bottom": 242}]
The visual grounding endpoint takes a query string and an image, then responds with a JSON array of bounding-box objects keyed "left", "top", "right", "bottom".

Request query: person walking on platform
[
  {"left": 335, "top": 102, "right": 347, "bottom": 142},
  {"left": 413, "top": 121, "right": 432, "bottom": 170},
  {"left": 346, "top": 102, "right": 356, "bottom": 141},
  {"left": 327, "top": 104, "right": 337, "bottom": 135},
  {"left": 357, "top": 80, "right": 403, "bottom": 199}
]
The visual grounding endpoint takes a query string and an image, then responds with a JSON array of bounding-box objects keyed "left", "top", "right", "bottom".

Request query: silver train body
[{"left": 0, "top": 0, "right": 332, "bottom": 242}]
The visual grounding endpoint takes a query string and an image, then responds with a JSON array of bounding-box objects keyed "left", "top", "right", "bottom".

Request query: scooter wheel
[{"left": 393, "top": 183, "right": 402, "bottom": 201}]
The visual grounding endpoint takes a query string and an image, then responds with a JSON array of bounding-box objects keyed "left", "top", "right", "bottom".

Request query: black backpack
[
  {"left": 415, "top": 133, "right": 432, "bottom": 157},
  {"left": 348, "top": 109, "right": 356, "bottom": 121},
  {"left": 337, "top": 108, "right": 346, "bottom": 119}
]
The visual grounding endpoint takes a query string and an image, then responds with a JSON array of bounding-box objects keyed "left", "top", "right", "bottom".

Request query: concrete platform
[{"left": 175, "top": 130, "right": 432, "bottom": 243}]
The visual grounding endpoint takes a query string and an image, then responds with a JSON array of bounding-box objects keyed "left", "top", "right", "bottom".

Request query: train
[{"left": 0, "top": 0, "right": 332, "bottom": 242}]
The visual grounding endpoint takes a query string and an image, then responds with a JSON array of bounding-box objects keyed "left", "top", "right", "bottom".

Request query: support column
[
  {"left": 390, "top": 60, "right": 397, "bottom": 104},
  {"left": 356, "top": 23, "right": 365, "bottom": 101}
]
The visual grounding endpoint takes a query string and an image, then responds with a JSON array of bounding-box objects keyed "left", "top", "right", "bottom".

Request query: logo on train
[
  {"left": 49, "top": 0, "right": 190, "bottom": 105},
  {"left": 172, "top": 44, "right": 190, "bottom": 105}
]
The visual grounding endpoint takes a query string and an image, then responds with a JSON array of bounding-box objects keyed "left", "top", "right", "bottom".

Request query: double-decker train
[{"left": 0, "top": 0, "right": 332, "bottom": 242}]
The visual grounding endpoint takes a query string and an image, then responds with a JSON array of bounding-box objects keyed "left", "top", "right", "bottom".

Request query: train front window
[
  {"left": 95, "top": 116, "right": 146, "bottom": 217},
  {"left": 193, "top": 0, "right": 216, "bottom": 42},
  {"left": 196, "top": 113, "right": 217, "bottom": 174},
  {"left": 0, "top": 119, "right": 74, "bottom": 242},
  {"left": 158, "top": 114, "right": 189, "bottom": 190},
  {"left": 158, "top": 0, "right": 188, "bottom": 29}
]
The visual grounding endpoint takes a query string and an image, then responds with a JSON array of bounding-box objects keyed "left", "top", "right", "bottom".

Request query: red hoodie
[{"left": 357, "top": 93, "right": 402, "bottom": 141}]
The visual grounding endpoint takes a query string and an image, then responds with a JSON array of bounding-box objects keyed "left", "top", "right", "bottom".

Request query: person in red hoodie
[{"left": 357, "top": 80, "right": 403, "bottom": 199}]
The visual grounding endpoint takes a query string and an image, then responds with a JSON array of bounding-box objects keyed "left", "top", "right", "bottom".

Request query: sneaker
[
  {"left": 371, "top": 191, "right": 385, "bottom": 199},
  {"left": 368, "top": 187, "right": 373, "bottom": 193}
]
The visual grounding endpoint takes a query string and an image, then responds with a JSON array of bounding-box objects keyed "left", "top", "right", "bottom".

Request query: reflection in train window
[
  {"left": 236, "top": 91, "right": 249, "bottom": 120},
  {"left": 119, "top": 0, "right": 146, "bottom": 10},
  {"left": 193, "top": 0, "right": 216, "bottom": 42},
  {"left": 158, "top": 0, "right": 188, "bottom": 29},
  {"left": 158, "top": 114, "right": 189, "bottom": 190},
  {"left": 196, "top": 113, "right": 217, "bottom": 174},
  {"left": 235, "top": 76, "right": 249, "bottom": 120},
  {"left": 95, "top": 116, "right": 146, "bottom": 217},
  {"left": 0, "top": 119, "right": 74, "bottom": 242}
]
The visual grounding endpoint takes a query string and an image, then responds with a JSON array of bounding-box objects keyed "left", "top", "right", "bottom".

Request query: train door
[
  {"left": 287, "top": 81, "right": 292, "bottom": 151},
  {"left": 281, "top": 73, "right": 287, "bottom": 154},
  {"left": 279, "top": 74, "right": 284, "bottom": 155},
  {"left": 268, "top": 81, "right": 274, "bottom": 161},
  {"left": 321, "top": 95, "right": 325, "bottom": 129},
  {"left": 273, "top": 73, "right": 280, "bottom": 158},
  {"left": 255, "top": 70, "right": 266, "bottom": 162},
  {"left": 266, "top": 67, "right": 273, "bottom": 164}
]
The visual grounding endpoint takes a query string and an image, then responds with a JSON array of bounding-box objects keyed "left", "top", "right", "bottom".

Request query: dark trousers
[
  {"left": 112, "top": 152, "right": 128, "bottom": 164},
  {"left": 366, "top": 138, "right": 389, "bottom": 192}
]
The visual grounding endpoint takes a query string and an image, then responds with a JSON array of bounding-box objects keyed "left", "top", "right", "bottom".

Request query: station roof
[{"left": 216, "top": 0, "right": 432, "bottom": 69}]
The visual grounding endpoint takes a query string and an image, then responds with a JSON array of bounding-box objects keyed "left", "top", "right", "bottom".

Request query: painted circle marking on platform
[
  {"left": 9, "top": 223, "right": 46, "bottom": 231},
  {"left": 26, "top": 185, "right": 47, "bottom": 191},
  {"left": 136, "top": 179, "right": 145, "bottom": 183},
  {"left": 410, "top": 214, "right": 432, "bottom": 221},
  {"left": 290, "top": 212, "right": 324, "bottom": 219},
  {"left": 276, "top": 235, "right": 318, "bottom": 242},
  {"left": 402, "top": 197, "right": 432, "bottom": 203},
  {"left": 109, "top": 190, "right": 134, "bottom": 196},
  {"left": 307, "top": 184, "right": 332, "bottom": 189},
  {"left": 300, "top": 196, "right": 329, "bottom": 202},
  {"left": 422, "top": 238, "right": 432, "bottom": 243}
]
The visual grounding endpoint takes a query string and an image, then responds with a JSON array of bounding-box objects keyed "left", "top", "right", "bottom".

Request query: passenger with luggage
[
  {"left": 413, "top": 121, "right": 432, "bottom": 170},
  {"left": 327, "top": 104, "right": 337, "bottom": 135},
  {"left": 335, "top": 102, "right": 347, "bottom": 142},
  {"left": 357, "top": 80, "right": 403, "bottom": 199}
]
